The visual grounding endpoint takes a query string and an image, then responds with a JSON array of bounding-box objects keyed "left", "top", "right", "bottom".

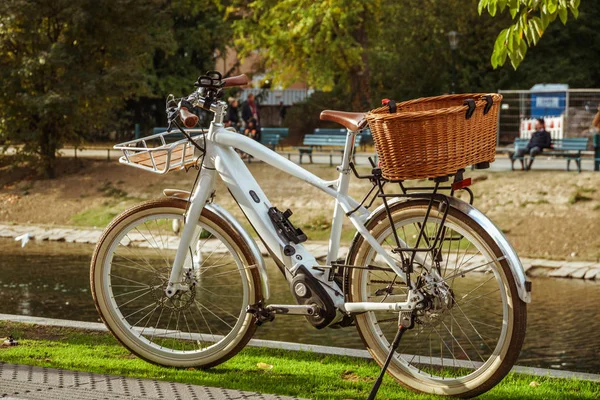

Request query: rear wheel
[
  {"left": 347, "top": 201, "right": 527, "bottom": 397},
  {"left": 91, "top": 198, "right": 262, "bottom": 368}
]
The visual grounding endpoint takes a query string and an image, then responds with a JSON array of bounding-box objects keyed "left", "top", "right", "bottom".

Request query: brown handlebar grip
[
  {"left": 179, "top": 107, "right": 199, "bottom": 128},
  {"left": 223, "top": 74, "right": 249, "bottom": 88}
]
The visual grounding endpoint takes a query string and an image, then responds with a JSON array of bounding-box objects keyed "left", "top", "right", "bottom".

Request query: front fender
[
  {"left": 163, "top": 189, "right": 269, "bottom": 299},
  {"left": 349, "top": 197, "right": 531, "bottom": 303}
]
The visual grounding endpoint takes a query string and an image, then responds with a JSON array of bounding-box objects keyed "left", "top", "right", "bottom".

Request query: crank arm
[{"left": 266, "top": 304, "right": 318, "bottom": 316}]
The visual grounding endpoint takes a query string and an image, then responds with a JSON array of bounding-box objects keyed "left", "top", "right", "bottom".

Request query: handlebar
[
  {"left": 222, "top": 74, "right": 249, "bottom": 88},
  {"left": 179, "top": 107, "right": 199, "bottom": 128},
  {"left": 174, "top": 73, "right": 249, "bottom": 126}
]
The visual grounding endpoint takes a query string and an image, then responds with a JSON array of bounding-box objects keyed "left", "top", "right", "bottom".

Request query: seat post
[{"left": 326, "top": 128, "right": 358, "bottom": 266}]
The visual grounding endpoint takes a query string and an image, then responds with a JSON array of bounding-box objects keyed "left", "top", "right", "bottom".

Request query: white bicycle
[{"left": 91, "top": 72, "right": 530, "bottom": 398}]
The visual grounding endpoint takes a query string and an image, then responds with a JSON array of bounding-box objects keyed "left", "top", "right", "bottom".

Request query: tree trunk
[
  {"left": 350, "top": 10, "right": 372, "bottom": 112},
  {"left": 40, "top": 128, "right": 57, "bottom": 179},
  {"left": 350, "top": 67, "right": 371, "bottom": 112}
]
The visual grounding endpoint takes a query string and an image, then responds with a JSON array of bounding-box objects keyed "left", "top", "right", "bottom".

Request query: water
[{"left": 0, "top": 239, "right": 599, "bottom": 374}]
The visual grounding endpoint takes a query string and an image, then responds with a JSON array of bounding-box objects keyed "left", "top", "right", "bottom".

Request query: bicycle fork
[{"left": 165, "top": 149, "right": 216, "bottom": 297}]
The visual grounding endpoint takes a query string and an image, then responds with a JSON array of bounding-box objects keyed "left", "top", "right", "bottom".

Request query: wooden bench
[
  {"left": 261, "top": 127, "right": 289, "bottom": 138},
  {"left": 295, "top": 134, "right": 361, "bottom": 166},
  {"left": 511, "top": 138, "right": 589, "bottom": 172},
  {"left": 259, "top": 132, "right": 281, "bottom": 150},
  {"left": 314, "top": 128, "right": 372, "bottom": 150}
]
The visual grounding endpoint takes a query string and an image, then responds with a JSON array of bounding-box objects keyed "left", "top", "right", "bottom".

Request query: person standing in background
[
  {"left": 593, "top": 104, "right": 600, "bottom": 131},
  {"left": 226, "top": 98, "right": 241, "bottom": 131},
  {"left": 279, "top": 101, "right": 287, "bottom": 126},
  {"left": 242, "top": 93, "right": 260, "bottom": 141}
]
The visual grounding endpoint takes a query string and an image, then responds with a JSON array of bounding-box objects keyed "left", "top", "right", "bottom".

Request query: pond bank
[{"left": 2, "top": 222, "right": 599, "bottom": 280}]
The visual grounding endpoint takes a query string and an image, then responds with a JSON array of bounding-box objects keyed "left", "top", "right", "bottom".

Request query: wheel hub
[
  {"left": 153, "top": 270, "right": 198, "bottom": 312},
  {"left": 415, "top": 271, "right": 455, "bottom": 326}
]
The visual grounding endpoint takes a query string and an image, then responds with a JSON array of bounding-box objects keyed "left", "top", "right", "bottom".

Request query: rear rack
[{"left": 114, "top": 129, "right": 205, "bottom": 174}]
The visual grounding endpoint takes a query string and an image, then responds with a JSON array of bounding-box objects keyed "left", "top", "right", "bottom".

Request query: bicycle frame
[{"left": 165, "top": 106, "right": 421, "bottom": 314}]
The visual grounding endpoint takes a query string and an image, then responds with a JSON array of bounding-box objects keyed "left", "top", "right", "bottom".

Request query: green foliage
[
  {"left": 231, "top": 0, "right": 380, "bottom": 109},
  {"left": 128, "top": 0, "right": 231, "bottom": 136},
  {"left": 480, "top": 0, "right": 581, "bottom": 69},
  {"left": 0, "top": 0, "right": 171, "bottom": 178}
]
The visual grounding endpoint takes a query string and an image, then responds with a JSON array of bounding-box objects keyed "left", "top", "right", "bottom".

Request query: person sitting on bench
[{"left": 513, "top": 118, "right": 552, "bottom": 170}]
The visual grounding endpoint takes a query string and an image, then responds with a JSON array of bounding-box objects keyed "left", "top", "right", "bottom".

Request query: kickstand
[{"left": 367, "top": 311, "right": 413, "bottom": 400}]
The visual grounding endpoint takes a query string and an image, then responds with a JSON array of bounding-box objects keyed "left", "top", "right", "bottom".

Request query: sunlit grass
[{"left": 0, "top": 322, "right": 597, "bottom": 400}]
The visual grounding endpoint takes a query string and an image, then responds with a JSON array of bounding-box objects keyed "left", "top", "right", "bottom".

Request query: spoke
[
  {"left": 133, "top": 304, "right": 160, "bottom": 330},
  {"left": 196, "top": 295, "right": 240, "bottom": 322},
  {"left": 112, "top": 250, "right": 161, "bottom": 275},
  {"left": 434, "top": 322, "right": 477, "bottom": 370},
  {"left": 446, "top": 314, "right": 487, "bottom": 362},
  {"left": 123, "top": 302, "right": 157, "bottom": 320},
  {"left": 171, "top": 311, "right": 181, "bottom": 350},
  {"left": 200, "top": 286, "right": 243, "bottom": 299},
  {"left": 195, "top": 300, "right": 234, "bottom": 330},
  {"left": 111, "top": 261, "right": 164, "bottom": 275},
  {"left": 181, "top": 310, "right": 195, "bottom": 346},
  {"left": 149, "top": 305, "right": 166, "bottom": 342},
  {"left": 440, "top": 257, "right": 505, "bottom": 284},
  {"left": 451, "top": 313, "right": 502, "bottom": 330},
  {"left": 134, "top": 227, "right": 171, "bottom": 270},
  {"left": 195, "top": 300, "right": 219, "bottom": 343},
  {"left": 208, "top": 266, "right": 254, "bottom": 279},
  {"left": 116, "top": 287, "right": 157, "bottom": 308},
  {"left": 113, "top": 286, "right": 156, "bottom": 298},
  {"left": 458, "top": 275, "right": 496, "bottom": 302},
  {"left": 196, "top": 261, "right": 236, "bottom": 277},
  {"left": 459, "top": 288, "right": 501, "bottom": 307},
  {"left": 110, "top": 274, "right": 151, "bottom": 287}
]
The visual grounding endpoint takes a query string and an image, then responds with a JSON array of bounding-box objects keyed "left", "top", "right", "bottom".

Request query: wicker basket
[{"left": 366, "top": 93, "right": 502, "bottom": 181}]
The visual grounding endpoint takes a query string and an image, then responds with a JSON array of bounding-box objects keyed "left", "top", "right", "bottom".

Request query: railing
[
  {"left": 498, "top": 88, "right": 600, "bottom": 145},
  {"left": 238, "top": 88, "right": 314, "bottom": 106}
]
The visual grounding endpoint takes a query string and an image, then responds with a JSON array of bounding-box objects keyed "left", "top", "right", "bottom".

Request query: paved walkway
[
  {"left": 5, "top": 146, "right": 599, "bottom": 171},
  {"left": 1, "top": 223, "right": 599, "bottom": 280},
  {"left": 0, "top": 362, "right": 305, "bottom": 400}
]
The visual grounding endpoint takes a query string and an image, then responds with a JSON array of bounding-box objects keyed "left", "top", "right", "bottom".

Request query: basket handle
[
  {"left": 381, "top": 98, "right": 397, "bottom": 113},
  {"left": 463, "top": 99, "right": 476, "bottom": 120},
  {"left": 483, "top": 95, "right": 494, "bottom": 115}
]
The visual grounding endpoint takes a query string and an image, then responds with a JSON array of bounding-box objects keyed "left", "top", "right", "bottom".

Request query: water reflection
[{"left": 0, "top": 239, "right": 598, "bottom": 373}]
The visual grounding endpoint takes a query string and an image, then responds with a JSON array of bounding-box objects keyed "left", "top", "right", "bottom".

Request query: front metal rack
[{"left": 114, "top": 129, "right": 205, "bottom": 174}]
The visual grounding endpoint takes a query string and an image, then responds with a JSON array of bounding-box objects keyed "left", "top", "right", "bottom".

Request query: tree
[
  {"left": 480, "top": 0, "right": 581, "bottom": 69},
  {"left": 232, "top": 0, "right": 583, "bottom": 109},
  {"left": 130, "top": 0, "right": 231, "bottom": 134},
  {"left": 0, "top": 0, "right": 171, "bottom": 178},
  {"left": 231, "top": 0, "right": 380, "bottom": 110}
]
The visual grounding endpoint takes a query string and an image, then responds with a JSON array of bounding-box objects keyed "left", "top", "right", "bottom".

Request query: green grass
[
  {"left": 569, "top": 186, "right": 597, "bottom": 205},
  {"left": 70, "top": 204, "right": 124, "bottom": 227},
  {"left": 0, "top": 322, "right": 598, "bottom": 399},
  {"left": 520, "top": 199, "right": 550, "bottom": 207}
]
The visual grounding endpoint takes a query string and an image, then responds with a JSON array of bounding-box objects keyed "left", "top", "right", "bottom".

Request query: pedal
[
  {"left": 246, "top": 300, "right": 275, "bottom": 326},
  {"left": 268, "top": 207, "right": 307, "bottom": 244}
]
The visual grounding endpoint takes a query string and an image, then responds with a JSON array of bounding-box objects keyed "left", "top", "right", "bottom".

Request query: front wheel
[
  {"left": 90, "top": 198, "right": 262, "bottom": 368},
  {"left": 347, "top": 200, "right": 527, "bottom": 398}
]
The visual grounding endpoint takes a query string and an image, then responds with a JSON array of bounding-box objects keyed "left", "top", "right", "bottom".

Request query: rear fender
[{"left": 347, "top": 197, "right": 531, "bottom": 303}]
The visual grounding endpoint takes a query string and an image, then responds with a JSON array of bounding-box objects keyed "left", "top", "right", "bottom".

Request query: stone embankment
[{"left": 1, "top": 223, "right": 599, "bottom": 280}]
